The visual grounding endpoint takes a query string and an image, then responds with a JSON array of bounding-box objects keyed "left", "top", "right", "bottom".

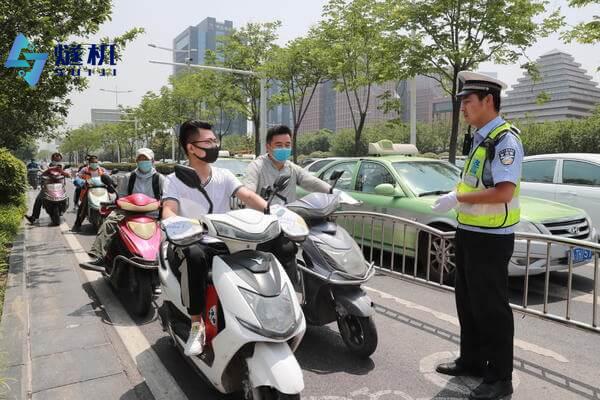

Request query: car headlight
[
  {"left": 213, "top": 220, "right": 280, "bottom": 242},
  {"left": 515, "top": 220, "right": 541, "bottom": 234},
  {"left": 238, "top": 284, "right": 296, "bottom": 337}
]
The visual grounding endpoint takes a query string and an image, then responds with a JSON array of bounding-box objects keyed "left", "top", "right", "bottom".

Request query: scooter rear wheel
[
  {"left": 131, "top": 269, "right": 153, "bottom": 316},
  {"left": 50, "top": 206, "right": 61, "bottom": 226},
  {"left": 336, "top": 314, "right": 378, "bottom": 358}
]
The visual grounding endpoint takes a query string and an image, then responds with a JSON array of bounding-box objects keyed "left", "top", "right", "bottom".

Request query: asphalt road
[{"left": 28, "top": 183, "right": 600, "bottom": 400}]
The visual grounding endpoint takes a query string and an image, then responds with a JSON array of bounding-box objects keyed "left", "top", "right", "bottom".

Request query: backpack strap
[
  {"left": 127, "top": 173, "right": 136, "bottom": 195},
  {"left": 152, "top": 173, "right": 161, "bottom": 200}
]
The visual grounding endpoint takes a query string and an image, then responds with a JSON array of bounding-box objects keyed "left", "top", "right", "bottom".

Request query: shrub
[{"left": 0, "top": 148, "right": 27, "bottom": 205}]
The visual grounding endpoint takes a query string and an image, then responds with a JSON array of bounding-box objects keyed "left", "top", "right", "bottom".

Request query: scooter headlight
[
  {"left": 213, "top": 220, "right": 280, "bottom": 242},
  {"left": 89, "top": 187, "right": 107, "bottom": 197},
  {"left": 238, "top": 283, "right": 296, "bottom": 337},
  {"left": 127, "top": 221, "right": 157, "bottom": 240}
]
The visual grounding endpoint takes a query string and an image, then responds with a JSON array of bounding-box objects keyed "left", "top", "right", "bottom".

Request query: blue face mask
[
  {"left": 137, "top": 160, "right": 153, "bottom": 173},
  {"left": 89, "top": 162, "right": 99, "bottom": 170},
  {"left": 272, "top": 148, "right": 292, "bottom": 162}
]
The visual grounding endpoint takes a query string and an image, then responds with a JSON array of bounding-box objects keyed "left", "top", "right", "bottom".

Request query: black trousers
[
  {"left": 30, "top": 192, "right": 44, "bottom": 219},
  {"left": 170, "top": 243, "right": 221, "bottom": 317},
  {"left": 454, "top": 228, "right": 515, "bottom": 383}
]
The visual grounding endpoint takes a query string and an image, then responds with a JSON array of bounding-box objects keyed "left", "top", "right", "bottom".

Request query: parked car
[
  {"left": 300, "top": 144, "right": 597, "bottom": 283},
  {"left": 213, "top": 157, "right": 252, "bottom": 178},
  {"left": 303, "top": 158, "right": 342, "bottom": 175},
  {"left": 521, "top": 153, "right": 600, "bottom": 240}
]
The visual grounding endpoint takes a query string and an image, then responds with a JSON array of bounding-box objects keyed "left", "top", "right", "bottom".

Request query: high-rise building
[
  {"left": 502, "top": 50, "right": 600, "bottom": 122},
  {"left": 173, "top": 18, "right": 246, "bottom": 135}
]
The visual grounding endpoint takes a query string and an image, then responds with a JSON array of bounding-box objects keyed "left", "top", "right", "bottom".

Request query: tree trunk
[
  {"left": 449, "top": 98, "right": 461, "bottom": 165},
  {"left": 292, "top": 126, "right": 299, "bottom": 164},
  {"left": 353, "top": 113, "right": 367, "bottom": 156}
]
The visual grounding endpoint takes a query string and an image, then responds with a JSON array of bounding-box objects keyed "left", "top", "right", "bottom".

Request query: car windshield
[
  {"left": 393, "top": 161, "right": 460, "bottom": 196},
  {"left": 213, "top": 159, "right": 251, "bottom": 177}
]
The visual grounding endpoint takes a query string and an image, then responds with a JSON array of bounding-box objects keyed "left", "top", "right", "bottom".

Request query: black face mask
[{"left": 192, "top": 145, "right": 220, "bottom": 164}]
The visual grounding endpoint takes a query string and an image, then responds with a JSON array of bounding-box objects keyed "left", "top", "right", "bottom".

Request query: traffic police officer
[{"left": 431, "top": 71, "right": 524, "bottom": 400}]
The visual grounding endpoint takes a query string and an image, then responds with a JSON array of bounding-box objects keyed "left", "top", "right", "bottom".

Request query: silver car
[{"left": 521, "top": 153, "right": 600, "bottom": 241}]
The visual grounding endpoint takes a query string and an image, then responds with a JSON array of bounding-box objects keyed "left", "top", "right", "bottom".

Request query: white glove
[{"left": 431, "top": 191, "right": 458, "bottom": 213}]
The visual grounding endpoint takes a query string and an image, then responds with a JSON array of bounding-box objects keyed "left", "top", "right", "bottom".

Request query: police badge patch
[{"left": 499, "top": 148, "right": 516, "bottom": 165}]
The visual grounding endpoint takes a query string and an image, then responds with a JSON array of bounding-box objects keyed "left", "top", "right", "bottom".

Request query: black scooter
[{"left": 275, "top": 171, "right": 378, "bottom": 358}]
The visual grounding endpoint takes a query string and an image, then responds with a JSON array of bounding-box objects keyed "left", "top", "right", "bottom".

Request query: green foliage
[
  {"left": 297, "top": 130, "right": 332, "bottom": 155},
  {"left": 0, "top": 0, "right": 143, "bottom": 150},
  {"left": 100, "top": 162, "right": 136, "bottom": 172},
  {"left": 318, "top": 0, "right": 411, "bottom": 155},
  {"left": 391, "top": 0, "right": 565, "bottom": 162},
  {"left": 562, "top": 1, "right": 600, "bottom": 45},
  {"left": 221, "top": 135, "right": 254, "bottom": 154},
  {"left": 0, "top": 148, "right": 27, "bottom": 205},
  {"left": 217, "top": 22, "right": 282, "bottom": 155},
  {"left": 517, "top": 110, "right": 600, "bottom": 155}
]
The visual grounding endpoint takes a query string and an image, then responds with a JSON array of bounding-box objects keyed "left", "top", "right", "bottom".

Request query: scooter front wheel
[
  {"left": 336, "top": 314, "right": 378, "bottom": 358},
  {"left": 245, "top": 386, "right": 300, "bottom": 400}
]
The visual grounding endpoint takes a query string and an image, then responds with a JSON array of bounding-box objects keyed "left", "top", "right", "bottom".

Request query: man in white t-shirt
[{"left": 162, "top": 120, "right": 267, "bottom": 357}]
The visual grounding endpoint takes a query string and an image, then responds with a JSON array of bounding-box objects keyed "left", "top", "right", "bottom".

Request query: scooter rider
[
  {"left": 72, "top": 155, "right": 107, "bottom": 231},
  {"left": 243, "top": 125, "right": 332, "bottom": 283},
  {"left": 86, "top": 148, "right": 165, "bottom": 267},
  {"left": 161, "top": 120, "right": 268, "bottom": 356},
  {"left": 27, "top": 159, "right": 41, "bottom": 170},
  {"left": 25, "top": 152, "right": 71, "bottom": 224}
]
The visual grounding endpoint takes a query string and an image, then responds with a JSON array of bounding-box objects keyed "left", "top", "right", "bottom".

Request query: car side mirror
[
  {"left": 175, "top": 165, "right": 202, "bottom": 189},
  {"left": 330, "top": 170, "right": 344, "bottom": 181},
  {"left": 375, "top": 183, "right": 403, "bottom": 197}
]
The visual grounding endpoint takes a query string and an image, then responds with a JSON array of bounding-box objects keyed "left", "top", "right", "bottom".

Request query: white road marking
[
  {"left": 365, "top": 286, "right": 569, "bottom": 363},
  {"left": 59, "top": 223, "right": 187, "bottom": 400}
]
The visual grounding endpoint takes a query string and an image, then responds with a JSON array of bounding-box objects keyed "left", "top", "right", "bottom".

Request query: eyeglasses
[{"left": 191, "top": 139, "right": 220, "bottom": 147}]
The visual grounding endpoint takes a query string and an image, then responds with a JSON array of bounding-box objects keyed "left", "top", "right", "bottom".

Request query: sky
[{"left": 64, "top": 0, "right": 600, "bottom": 129}]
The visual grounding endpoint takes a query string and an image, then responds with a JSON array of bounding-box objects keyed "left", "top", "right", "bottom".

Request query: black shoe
[
  {"left": 436, "top": 361, "right": 483, "bottom": 377},
  {"left": 71, "top": 224, "right": 81, "bottom": 232},
  {"left": 25, "top": 215, "right": 36, "bottom": 224},
  {"left": 88, "top": 258, "right": 104, "bottom": 267},
  {"left": 469, "top": 380, "right": 513, "bottom": 400}
]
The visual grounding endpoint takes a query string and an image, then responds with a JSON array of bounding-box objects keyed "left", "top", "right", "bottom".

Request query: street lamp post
[
  {"left": 148, "top": 58, "right": 269, "bottom": 155},
  {"left": 99, "top": 86, "right": 133, "bottom": 108}
]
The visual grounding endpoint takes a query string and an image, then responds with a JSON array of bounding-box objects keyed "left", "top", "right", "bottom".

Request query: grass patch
[{"left": 0, "top": 197, "right": 26, "bottom": 318}]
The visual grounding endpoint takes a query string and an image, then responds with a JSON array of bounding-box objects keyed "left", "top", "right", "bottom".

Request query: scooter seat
[{"left": 117, "top": 193, "right": 160, "bottom": 212}]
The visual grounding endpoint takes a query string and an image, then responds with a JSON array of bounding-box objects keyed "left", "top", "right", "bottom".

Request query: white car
[{"left": 521, "top": 153, "right": 600, "bottom": 241}]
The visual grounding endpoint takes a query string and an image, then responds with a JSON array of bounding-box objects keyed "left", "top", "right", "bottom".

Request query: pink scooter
[
  {"left": 82, "top": 193, "right": 161, "bottom": 316},
  {"left": 42, "top": 169, "right": 69, "bottom": 226}
]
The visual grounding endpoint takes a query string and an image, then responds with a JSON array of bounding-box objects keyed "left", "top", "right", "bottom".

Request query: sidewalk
[{"left": 0, "top": 216, "right": 154, "bottom": 399}]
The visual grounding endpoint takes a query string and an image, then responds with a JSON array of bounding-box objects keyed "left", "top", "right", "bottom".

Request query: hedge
[
  {"left": 0, "top": 148, "right": 27, "bottom": 318},
  {"left": 0, "top": 148, "right": 27, "bottom": 204}
]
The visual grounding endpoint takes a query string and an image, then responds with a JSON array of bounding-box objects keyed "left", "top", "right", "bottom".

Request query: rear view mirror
[
  {"left": 374, "top": 184, "right": 402, "bottom": 197},
  {"left": 175, "top": 165, "right": 201, "bottom": 189}
]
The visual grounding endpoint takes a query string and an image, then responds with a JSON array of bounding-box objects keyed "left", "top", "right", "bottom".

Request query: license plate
[{"left": 571, "top": 247, "right": 593, "bottom": 264}]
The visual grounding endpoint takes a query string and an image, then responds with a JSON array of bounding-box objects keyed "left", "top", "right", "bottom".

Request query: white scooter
[{"left": 158, "top": 166, "right": 309, "bottom": 399}]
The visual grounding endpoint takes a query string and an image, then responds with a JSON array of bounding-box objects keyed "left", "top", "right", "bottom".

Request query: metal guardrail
[{"left": 332, "top": 211, "right": 600, "bottom": 334}]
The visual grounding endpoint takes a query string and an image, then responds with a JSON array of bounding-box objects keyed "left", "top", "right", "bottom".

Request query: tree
[
  {"left": 387, "top": 0, "right": 564, "bottom": 163},
  {"left": 216, "top": 22, "right": 281, "bottom": 155},
  {"left": 266, "top": 32, "right": 329, "bottom": 162},
  {"left": 60, "top": 124, "right": 103, "bottom": 161},
  {"left": 0, "top": 0, "right": 143, "bottom": 150},
  {"left": 318, "top": 0, "right": 411, "bottom": 156},
  {"left": 562, "top": 0, "right": 600, "bottom": 45}
]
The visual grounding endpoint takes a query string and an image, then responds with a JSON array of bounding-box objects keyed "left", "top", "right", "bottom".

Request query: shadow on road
[
  {"left": 374, "top": 302, "right": 600, "bottom": 400},
  {"left": 296, "top": 324, "right": 375, "bottom": 376}
]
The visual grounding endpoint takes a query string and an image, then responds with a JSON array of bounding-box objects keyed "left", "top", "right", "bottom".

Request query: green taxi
[{"left": 299, "top": 141, "right": 597, "bottom": 283}]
